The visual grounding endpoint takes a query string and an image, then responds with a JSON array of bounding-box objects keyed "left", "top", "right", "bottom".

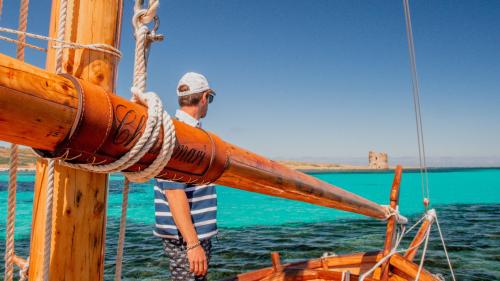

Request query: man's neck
[{"left": 179, "top": 106, "right": 201, "bottom": 120}]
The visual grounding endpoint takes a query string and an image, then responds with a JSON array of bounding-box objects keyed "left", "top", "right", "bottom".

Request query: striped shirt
[{"left": 153, "top": 110, "right": 217, "bottom": 240}]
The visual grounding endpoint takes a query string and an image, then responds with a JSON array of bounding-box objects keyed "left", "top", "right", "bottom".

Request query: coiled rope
[{"left": 3, "top": 1, "right": 29, "bottom": 281}]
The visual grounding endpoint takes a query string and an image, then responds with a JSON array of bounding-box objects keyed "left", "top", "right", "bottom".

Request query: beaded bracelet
[{"left": 186, "top": 241, "right": 201, "bottom": 252}]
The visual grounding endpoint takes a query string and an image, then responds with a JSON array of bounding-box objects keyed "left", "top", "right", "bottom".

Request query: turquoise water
[{"left": 1, "top": 168, "right": 499, "bottom": 280}]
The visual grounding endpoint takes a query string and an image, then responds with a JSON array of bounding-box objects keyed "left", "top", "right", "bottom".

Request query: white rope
[
  {"left": 42, "top": 160, "right": 55, "bottom": 281},
  {"left": 4, "top": 0, "right": 29, "bottom": 279},
  {"left": 54, "top": 0, "right": 69, "bottom": 74},
  {"left": 19, "top": 257, "right": 29, "bottom": 281},
  {"left": 16, "top": 0, "right": 29, "bottom": 61},
  {"left": 435, "top": 215, "right": 457, "bottom": 281},
  {"left": 0, "top": 34, "right": 46, "bottom": 51},
  {"left": 2, "top": 1, "right": 171, "bottom": 279},
  {"left": 43, "top": 0, "right": 173, "bottom": 279},
  {"left": 382, "top": 205, "right": 408, "bottom": 224},
  {"left": 114, "top": 178, "right": 130, "bottom": 281},
  {"left": 402, "top": 3, "right": 457, "bottom": 279},
  {"left": 359, "top": 212, "right": 433, "bottom": 281},
  {"left": 0, "top": 26, "right": 122, "bottom": 58},
  {"left": 359, "top": 209, "right": 445, "bottom": 281},
  {"left": 359, "top": 224, "right": 407, "bottom": 281},
  {"left": 414, "top": 223, "right": 432, "bottom": 281},
  {"left": 41, "top": 0, "right": 70, "bottom": 278},
  {"left": 402, "top": 0, "right": 430, "bottom": 208},
  {"left": 134, "top": 0, "right": 160, "bottom": 26},
  {"left": 4, "top": 144, "right": 18, "bottom": 281}
]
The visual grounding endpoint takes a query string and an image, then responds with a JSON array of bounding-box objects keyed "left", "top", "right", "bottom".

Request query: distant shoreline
[{"left": 1, "top": 164, "right": 499, "bottom": 173}]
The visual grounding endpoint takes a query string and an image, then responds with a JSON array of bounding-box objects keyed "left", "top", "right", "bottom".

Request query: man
[{"left": 153, "top": 72, "right": 217, "bottom": 281}]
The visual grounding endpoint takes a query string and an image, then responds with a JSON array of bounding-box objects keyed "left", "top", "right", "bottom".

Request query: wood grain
[{"left": 28, "top": 0, "right": 122, "bottom": 280}]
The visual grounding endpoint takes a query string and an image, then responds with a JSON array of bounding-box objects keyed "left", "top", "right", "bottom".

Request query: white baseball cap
[{"left": 177, "top": 72, "right": 216, "bottom": 97}]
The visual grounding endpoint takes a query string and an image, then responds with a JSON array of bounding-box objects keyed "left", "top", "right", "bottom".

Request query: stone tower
[{"left": 369, "top": 151, "right": 389, "bottom": 169}]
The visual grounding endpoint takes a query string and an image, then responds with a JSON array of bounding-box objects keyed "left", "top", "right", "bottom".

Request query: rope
[
  {"left": 42, "top": 160, "right": 55, "bottom": 281},
  {"left": 402, "top": 3, "right": 457, "bottom": 279},
  {"left": 0, "top": 26, "right": 122, "bottom": 58},
  {"left": 435, "top": 215, "right": 457, "bottom": 281},
  {"left": 16, "top": 0, "right": 29, "bottom": 61},
  {"left": 359, "top": 212, "right": 433, "bottom": 281},
  {"left": 359, "top": 224, "right": 408, "bottom": 281},
  {"left": 414, "top": 223, "right": 432, "bottom": 281},
  {"left": 2, "top": 1, "right": 172, "bottom": 279},
  {"left": 27, "top": 0, "right": 171, "bottom": 279},
  {"left": 54, "top": 0, "right": 69, "bottom": 73},
  {"left": 4, "top": 1, "right": 29, "bottom": 280},
  {"left": 0, "top": 34, "right": 46, "bottom": 51},
  {"left": 19, "top": 257, "right": 29, "bottom": 281},
  {"left": 4, "top": 145, "right": 18, "bottom": 281},
  {"left": 402, "top": 0, "right": 430, "bottom": 208},
  {"left": 114, "top": 178, "right": 130, "bottom": 281},
  {"left": 134, "top": 0, "right": 160, "bottom": 26},
  {"left": 382, "top": 205, "right": 408, "bottom": 224},
  {"left": 41, "top": 0, "right": 71, "bottom": 278}
]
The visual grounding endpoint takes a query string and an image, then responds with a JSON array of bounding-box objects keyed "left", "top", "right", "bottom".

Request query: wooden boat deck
[{"left": 225, "top": 251, "right": 437, "bottom": 281}]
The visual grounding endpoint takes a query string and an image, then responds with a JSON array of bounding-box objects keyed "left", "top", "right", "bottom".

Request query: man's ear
[{"left": 201, "top": 92, "right": 208, "bottom": 105}]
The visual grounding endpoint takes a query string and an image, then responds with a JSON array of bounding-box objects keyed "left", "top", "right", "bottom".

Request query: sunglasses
[{"left": 207, "top": 92, "right": 215, "bottom": 104}]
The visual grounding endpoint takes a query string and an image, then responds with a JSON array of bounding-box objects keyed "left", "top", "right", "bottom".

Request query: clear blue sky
[{"left": 1, "top": 0, "right": 499, "bottom": 164}]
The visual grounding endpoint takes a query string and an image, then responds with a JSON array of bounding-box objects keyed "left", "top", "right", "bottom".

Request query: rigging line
[
  {"left": 42, "top": 0, "right": 71, "bottom": 280},
  {"left": 0, "top": 34, "right": 46, "bottom": 51},
  {"left": 0, "top": 26, "right": 122, "bottom": 58},
  {"left": 4, "top": 1, "right": 29, "bottom": 280},
  {"left": 435, "top": 215, "right": 457, "bottom": 281},
  {"left": 402, "top": 0, "right": 430, "bottom": 205},
  {"left": 403, "top": 0, "right": 426, "bottom": 199}
]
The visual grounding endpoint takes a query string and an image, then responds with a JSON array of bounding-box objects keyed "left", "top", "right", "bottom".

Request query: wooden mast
[{"left": 27, "top": 0, "right": 122, "bottom": 280}]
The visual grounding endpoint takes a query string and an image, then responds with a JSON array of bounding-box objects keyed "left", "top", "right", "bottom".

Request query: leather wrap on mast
[{"left": 34, "top": 76, "right": 229, "bottom": 184}]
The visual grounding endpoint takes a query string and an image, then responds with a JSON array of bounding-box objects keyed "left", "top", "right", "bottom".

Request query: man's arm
[{"left": 165, "top": 189, "right": 208, "bottom": 276}]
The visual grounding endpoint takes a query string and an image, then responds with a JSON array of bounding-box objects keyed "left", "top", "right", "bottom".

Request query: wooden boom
[{"left": 0, "top": 53, "right": 390, "bottom": 220}]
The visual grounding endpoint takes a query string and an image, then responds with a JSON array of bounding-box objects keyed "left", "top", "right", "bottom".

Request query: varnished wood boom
[{"left": 0, "top": 54, "right": 388, "bottom": 220}]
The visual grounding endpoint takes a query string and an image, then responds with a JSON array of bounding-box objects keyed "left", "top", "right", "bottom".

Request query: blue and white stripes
[{"left": 153, "top": 179, "right": 218, "bottom": 240}]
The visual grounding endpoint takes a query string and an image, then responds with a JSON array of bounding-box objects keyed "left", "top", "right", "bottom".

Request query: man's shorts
[{"left": 162, "top": 238, "right": 213, "bottom": 281}]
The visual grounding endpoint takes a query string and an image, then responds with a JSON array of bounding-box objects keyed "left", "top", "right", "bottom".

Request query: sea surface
[{"left": 1, "top": 168, "right": 499, "bottom": 280}]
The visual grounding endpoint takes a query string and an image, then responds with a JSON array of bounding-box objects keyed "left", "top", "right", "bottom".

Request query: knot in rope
[
  {"left": 62, "top": 88, "right": 175, "bottom": 184},
  {"left": 18, "top": 257, "right": 29, "bottom": 281},
  {"left": 382, "top": 205, "right": 408, "bottom": 225},
  {"left": 132, "top": 0, "right": 164, "bottom": 44},
  {"left": 115, "top": 1, "right": 173, "bottom": 278},
  {"left": 134, "top": 0, "right": 160, "bottom": 26}
]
